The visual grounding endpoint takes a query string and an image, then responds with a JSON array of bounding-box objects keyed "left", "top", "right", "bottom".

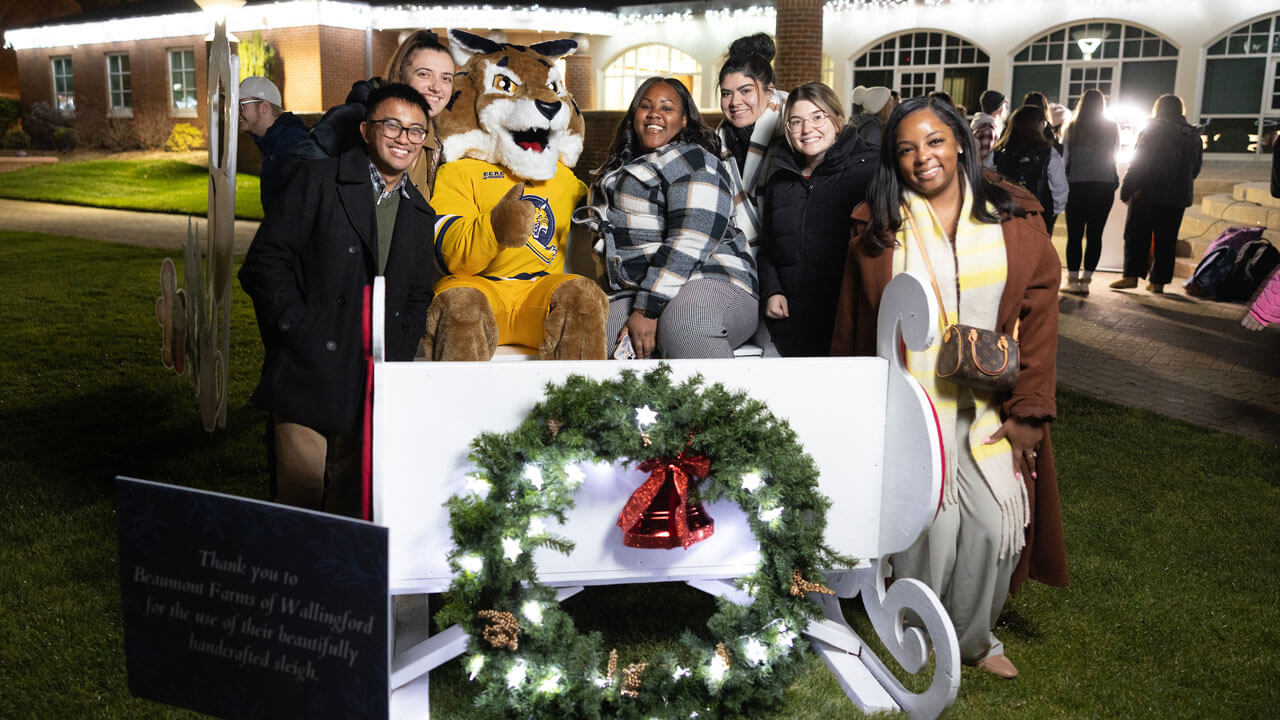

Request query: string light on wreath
[
  {"left": 528, "top": 516, "right": 546, "bottom": 536},
  {"left": 521, "top": 600, "right": 544, "bottom": 626},
  {"left": 464, "top": 473, "right": 491, "bottom": 497},
  {"left": 436, "top": 367, "right": 853, "bottom": 718},
  {"left": 562, "top": 463, "right": 585, "bottom": 487},
  {"left": 537, "top": 666, "right": 563, "bottom": 694},
  {"left": 506, "top": 659, "right": 528, "bottom": 688},
  {"left": 758, "top": 504, "right": 784, "bottom": 525},
  {"left": 523, "top": 463, "right": 544, "bottom": 490},
  {"left": 502, "top": 536, "right": 523, "bottom": 562}
]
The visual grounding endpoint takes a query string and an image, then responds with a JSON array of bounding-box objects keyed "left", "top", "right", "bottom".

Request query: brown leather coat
[{"left": 831, "top": 175, "right": 1068, "bottom": 592}]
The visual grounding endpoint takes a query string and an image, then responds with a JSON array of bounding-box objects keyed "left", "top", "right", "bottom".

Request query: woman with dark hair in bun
[
  {"left": 716, "top": 33, "right": 788, "bottom": 251},
  {"left": 582, "top": 77, "right": 759, "bottom": 360}
]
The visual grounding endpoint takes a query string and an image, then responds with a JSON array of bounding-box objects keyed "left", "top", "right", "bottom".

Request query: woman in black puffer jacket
[{"left": 759, "top": 82, "right": 879, "bottom": 356}]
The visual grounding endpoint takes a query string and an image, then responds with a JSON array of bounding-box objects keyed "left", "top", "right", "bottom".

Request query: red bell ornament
[{"left": 617, "top": 452, "right": 715, "bottom": 549}]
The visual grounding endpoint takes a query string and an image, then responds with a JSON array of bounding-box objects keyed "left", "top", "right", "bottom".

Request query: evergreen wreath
[{"left": 435, "top": 365, "right": 852, "bottom": 719}]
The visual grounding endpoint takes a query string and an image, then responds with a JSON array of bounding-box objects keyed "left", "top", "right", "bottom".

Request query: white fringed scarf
[{"left": 894, "top": 186, "right": 1029, "bottom": 560}]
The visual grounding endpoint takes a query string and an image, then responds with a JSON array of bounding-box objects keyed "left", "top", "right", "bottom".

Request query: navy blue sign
[{"left": 116, "top": 477, "right": 388, "bottom": 719}]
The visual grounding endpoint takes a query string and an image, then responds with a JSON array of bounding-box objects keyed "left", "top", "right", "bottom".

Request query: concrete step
[
  {"left": 1233, "top": 181, "right": 1280, "bottom": 208},
  {"left": 1201, "top": 193, "right": 1280, "bottom": 227}
]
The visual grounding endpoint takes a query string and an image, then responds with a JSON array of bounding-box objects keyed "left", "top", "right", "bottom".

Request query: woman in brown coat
[{"left": 831, "top": 96, "right": 1066, "bottom": 679}]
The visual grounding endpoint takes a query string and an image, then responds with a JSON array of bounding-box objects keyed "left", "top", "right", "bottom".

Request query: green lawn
[
  {"left": 0, "top": 158, "right": 264, "bottom": 220},
  {"left": 1, "top": 230, "right": 1277, "bottom": 718}
]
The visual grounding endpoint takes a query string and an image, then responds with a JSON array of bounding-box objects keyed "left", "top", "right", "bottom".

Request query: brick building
[{"left": 6, "top": 0, "right": 1280, "bottom": 160}]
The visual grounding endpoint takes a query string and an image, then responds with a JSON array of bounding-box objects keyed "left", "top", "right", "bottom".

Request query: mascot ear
[
  {"left": 529, "top": 38, "right": 578, "bottom": 61},
  {"left": 449, "top": 29, "right": 502, "bottom": 68}
]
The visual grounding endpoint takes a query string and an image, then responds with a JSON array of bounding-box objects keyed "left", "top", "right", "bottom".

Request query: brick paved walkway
[{"left": 1057, "top": 271, "right": 1280, "bottom": 444}]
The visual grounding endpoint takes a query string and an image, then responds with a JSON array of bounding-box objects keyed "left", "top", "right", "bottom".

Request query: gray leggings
[{"left": 607, "top": 279, "right": 759, "bottom": 359}]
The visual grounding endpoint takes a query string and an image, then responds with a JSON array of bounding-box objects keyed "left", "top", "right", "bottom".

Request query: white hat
[
  {"left": 853, "top": 85, "right": 892, "bottom": 114},
  {"left": 239, "top": 76, "right": 282, "bottom": 107}
]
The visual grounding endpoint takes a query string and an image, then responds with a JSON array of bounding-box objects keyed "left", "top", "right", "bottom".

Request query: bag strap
[
  {"left": 902, "top": 211, "right": 952, "bottom": 328},
  {"left": 904, "top": 209, "right": 1022, "bottom": 342}
]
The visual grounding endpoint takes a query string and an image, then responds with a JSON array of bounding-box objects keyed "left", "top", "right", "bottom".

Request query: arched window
[
  {"left": 1011, "top": 22, "right": 1177, "bottom": 114},
  {"left": 602, "top": 45, "right": 702, "bottom": 110},
  {"left": 852, "top": 31, "right": 989, "bottom": 112},
  {"left": 1200, "top": 14, "right": 1280, "bottom": 154}
]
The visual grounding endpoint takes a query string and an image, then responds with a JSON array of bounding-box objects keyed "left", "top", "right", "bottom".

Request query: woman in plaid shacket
[{"left": 581, "top": 77, "right": 758, "bottom": 360}]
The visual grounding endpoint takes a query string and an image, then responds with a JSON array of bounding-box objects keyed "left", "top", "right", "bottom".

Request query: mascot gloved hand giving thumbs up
[{"left": 424, "top": 30, "right": 608, "bottom": 360}]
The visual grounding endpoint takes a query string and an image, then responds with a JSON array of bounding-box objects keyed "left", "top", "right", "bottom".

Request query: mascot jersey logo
[
  {"left": 522, "top": 193, "right": 556, "bottom": 265},
  {"left": 421, "top": 30, "right": 606, "bottom": 362}
]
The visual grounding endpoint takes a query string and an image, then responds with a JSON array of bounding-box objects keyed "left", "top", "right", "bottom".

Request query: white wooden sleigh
[{"left": 369, "top": 272, "right": 960, "bottom": 719}]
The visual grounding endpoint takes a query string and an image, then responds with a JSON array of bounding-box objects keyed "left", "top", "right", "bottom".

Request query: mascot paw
[
  {"left": 540, "top": 277, "right": 609, "bottom": 360},
  {"left": 490, "top": 183, "right": 538, "bottom": 249},
  {"left": 422, "top": 287, "right": 499, "bottom": 361}
]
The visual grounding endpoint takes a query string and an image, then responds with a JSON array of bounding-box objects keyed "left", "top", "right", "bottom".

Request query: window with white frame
[
  {"left": 1011, "top": 22, "right": 1177, "bottom": 114},
  {"left": 822, "top": 55, "right": 834, "bottom": 89},
  {"left": 602, "top": 45, "right": 702, "bottom": 110},
  {"left": 51, "top": 57, "right": 74, "bottom": 117},
  {"left": 169, "top": 49, "right": 197, "bottom": 115},
  {"left": 107, "top": 53, "right": 132, "bottom": 116},
  {"left": 1201, "top": 14, "right": 1280, "bottom": 154},
  {"left": 852, "top": 31, "right": 990, "bottom": 113}
]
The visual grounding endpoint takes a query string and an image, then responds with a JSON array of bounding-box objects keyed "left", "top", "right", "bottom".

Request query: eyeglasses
[
  {"left": 372, "top": 119, "right": 427, "bottom": 144},
  {"left": 238, "top": 98, "right": 264, "bottom": 107},
  {"left": 786, "top": 111, "right": 829, "bottom": 132}
]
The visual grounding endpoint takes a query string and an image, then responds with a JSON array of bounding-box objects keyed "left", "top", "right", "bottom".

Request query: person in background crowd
[
  {"left": 1112, "top": 94, "right": 1203, "bottom": 294},
  {"left": 295, "top": 30, "right": 454, "bottom": 196},
  {"left": 831, "top": 95, "right": 1066, "bottom": 680},
  {"left": 929, "top": 90, "right": 955, "bottom": 107},
  {"left": 759, "top": 82, "right": 879, "bottom": 356},
  {"left": 1047, "top": 102, "right": 1071, "bottom": 141},
  {"left": 590, "top": 77, "right": 758, "bottom": 360},
  {"left": 1021, "top": 91, "right": 1059, "bottom": 148},
  {"left": 971, "top": 89, "right": 1008, "bottom": 169},
  {"left": 238, "top": 76, "right": 310, "bottom": 214},
  {"left": 851, "top": 85, "right": 895, "bottom": 147},
  {"left": 238, "top": 84, "right": 437, "bottom": 518},
  {"left": 716, "top": 33, "right": 787, "bottom": 252},
  {"left": 993, "top": 106, "right": 1068, "bottom": 234},
  {"left": 1061, "top": 89, "right": 1119, "bottom": 296}
]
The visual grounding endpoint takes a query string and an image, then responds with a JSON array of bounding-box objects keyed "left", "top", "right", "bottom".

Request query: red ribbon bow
[{"left": 616, "top": 451, "right": 711, "bottom": 549}]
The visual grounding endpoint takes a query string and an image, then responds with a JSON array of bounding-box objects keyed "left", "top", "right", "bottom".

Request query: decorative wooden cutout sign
[{"left": 158, "top": 19, "right": 238, "bottom": 432}]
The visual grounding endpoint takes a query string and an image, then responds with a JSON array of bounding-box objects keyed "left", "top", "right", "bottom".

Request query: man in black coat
[{"left": 239, "top": 83, "right": 437, "bottom": 517}]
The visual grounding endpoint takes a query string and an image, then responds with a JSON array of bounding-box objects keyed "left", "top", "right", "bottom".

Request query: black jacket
[
  {"left": 759, "top": 128, "right": 879, "bottom": 356},
  {"left": 254, "top": 111, "right": 310, "bottom": 214},
  {"left": 239, "top": 147, "right": 436, "bottom": 434},
  {"left": 1120, "top": 116, "right": 1203, "bottom": 208}
]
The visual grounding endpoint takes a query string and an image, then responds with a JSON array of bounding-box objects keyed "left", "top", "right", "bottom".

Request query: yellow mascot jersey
[{"left": 431, "top": 157, "right": 587, "bottom": 282}]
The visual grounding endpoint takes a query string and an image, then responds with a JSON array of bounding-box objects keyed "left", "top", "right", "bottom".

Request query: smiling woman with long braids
[
  {"left": 758, "top": 82, "right": 879, "bottom": 356},
  {"left": 831, "top": 96, "right": 1067, "bottom": 679},
  {"left": 585, "top": 77, "right": 758, "bottom": 359}
]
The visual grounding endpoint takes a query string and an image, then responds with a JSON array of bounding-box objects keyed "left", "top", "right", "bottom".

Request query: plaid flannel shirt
[{"left": 595, "top": 143, "right": 758, "bottom": 317}]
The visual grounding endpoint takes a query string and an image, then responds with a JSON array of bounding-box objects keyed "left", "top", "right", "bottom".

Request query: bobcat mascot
[{"left": 424, "top": 30, "right": 607, "bottom": 360}]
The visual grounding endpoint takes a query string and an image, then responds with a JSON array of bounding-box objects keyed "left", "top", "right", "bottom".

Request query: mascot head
[{"left": 438, "top": 30, "right": 585, "bottom": 181}]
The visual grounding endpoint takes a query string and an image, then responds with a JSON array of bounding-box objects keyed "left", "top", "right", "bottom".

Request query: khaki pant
[
  {"left": 893, "top": 407, "right": 1019, "bottom": 663},
  {"left": 271, "top": 416, "right": 363, "bottom": 518}
]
